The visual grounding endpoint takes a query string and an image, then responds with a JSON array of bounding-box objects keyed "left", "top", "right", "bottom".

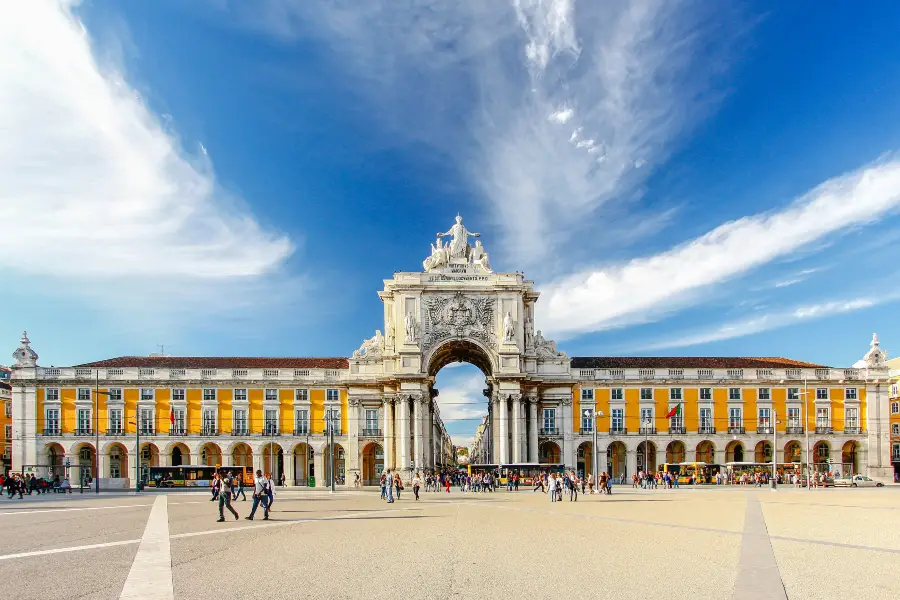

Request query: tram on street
[
  {"left": 724, "top": 461, "right": 803, "bottom": 483},
  {"left": 147, "top": 465, "right": 253, "bottom": 488},
  {"left": 661, "top": 462, "right": 723, "bottom": 484}
]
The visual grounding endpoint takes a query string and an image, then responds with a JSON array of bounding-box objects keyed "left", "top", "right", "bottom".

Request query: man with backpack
[
  {"left": 216, "top": 470, "right": 239, "bottom": 522},
  {"left": 245, "top": 469, "right": 271, "bottom": 521}
]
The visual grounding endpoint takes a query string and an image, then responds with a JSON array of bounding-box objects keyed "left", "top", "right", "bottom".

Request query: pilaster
[{"left": 528, "top": 397, "right": 538, "bottom": 463}]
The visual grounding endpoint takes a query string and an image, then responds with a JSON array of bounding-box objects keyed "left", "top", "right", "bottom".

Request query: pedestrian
[
  {"left": 385, "top": 469, "right": 394, "bottom": 503},
  {"left": 210, "top": 473, "right": 220, "bottom": 502},
  {"left": 412, "top": 472, "right": 422, "bottom": 500},
  {"left": 394, "top": 472, "right": 403, "bottom": 500},
  {"left": 245, "top": 470, "right": 271, "bottom": 521},
  {"left": 217, "top": 470, "right": 239, "bottom": 522},
  {"left": 548, "top": 473, "right": 557, "bottom": 503},
  {"left": 233, "top": 473, "right": 247, "bottom": 501},
  {"left": 279, "top": 471, "right": 286, "bottom": 487},
  {"left": 265, "top": 472, "right": 275, "bottom": 508},
  {"left": 380, "top": 472, "right": 387, "bottom": 500},
  {"left": 445, "top": 474, "right": 451, "bottom": 493}
]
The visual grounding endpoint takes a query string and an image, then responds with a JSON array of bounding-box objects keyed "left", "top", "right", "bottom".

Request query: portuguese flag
[{"left": 665, "top": 404, "right": 682, "bottom": 419}]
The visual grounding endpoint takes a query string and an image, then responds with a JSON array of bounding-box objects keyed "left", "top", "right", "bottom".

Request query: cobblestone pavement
[{"left": 1, "top": 485, "right": 897, "bottom": 600}]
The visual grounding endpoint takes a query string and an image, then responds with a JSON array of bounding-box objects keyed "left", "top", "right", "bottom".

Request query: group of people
[
  {"left": 210, "top": 469, "right": 275, "bottom": 522},
  {"left": 3, "top": 473, "right": 73, "bottom": 497}
]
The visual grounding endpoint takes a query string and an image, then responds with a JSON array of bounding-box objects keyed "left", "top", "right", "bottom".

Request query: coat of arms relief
[{"left": 422, "top": 292, "right": 496, "bottom": 352}]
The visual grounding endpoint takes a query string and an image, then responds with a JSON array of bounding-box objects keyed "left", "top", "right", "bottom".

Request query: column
[
  {"left": 397, "top": 397, "right": 410, "bottom": 470},
  {"left": 528, "top": 398, "right": 538, "bottom": 463},
  {"left": 382, "top": 397, "right": 394, "bottom": 470},
  {"left": 252, "top": 451, "right": 264, "bottom": 478},
  {"left": 511, "top": 395, "right": 522, "bottom": 463},
  {"left": 283, "top": 452, "right": 295, "bottom": 486},
  {"left": 626, "top": 449, "right": 638, "bottom": 477},
  {"left": 99, "top": 452, "right": 110, "bottom": 480},
  {"left": 498, "top": 395, "right": 508, "bottom": 464},
  {"left": 347, "top": 399, "right": 361, "bottom": 484},
  {"left": 412, "top": 395, "right": 425, "bottom": 472},
  {"left": 313, "top": 448, "right": 325, "bottom": 487},
  {"left": 427, "top": 403, "right": 435, "bottom": 469},
  {"left": 561, "top": 399, "right": 574, "bottom": 469}
]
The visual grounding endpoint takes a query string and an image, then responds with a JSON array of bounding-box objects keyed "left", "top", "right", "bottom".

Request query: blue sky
[{"left": 4, "top": 1, "right": 900, "bottom": 445}]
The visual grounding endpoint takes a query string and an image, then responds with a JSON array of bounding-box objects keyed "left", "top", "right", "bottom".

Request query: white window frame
[
  {"left": 46, "top": 388, "right": 60, "bottom": 402},
  {"left": 77, "top": 408, "right": 92, "bottom": 432},
  {"left": 728, "top": 407, "right": 742, "bottom": 429},
  {"left": 728, "top": 388, "right": 742, "bottom": 401},
  {"left": 233, "top": 408, "right": 248, "bottom": 435},
  {"left": 581, "top": 388, "right": 594, "bottom": 402},
  {"left": 108, "top": 408, "right": 123, "bottom": 434},
  {"left": 77, "top": 388, "right": 91, "bottom": 402},
  {"left": 140, "top": 388, "right": 155, "bottom": 403},
  {"left": 265, "top": 388, "right": 279, "bottom": 403},
  {"left": 892, "top": 402, "right": 900, "bottom": 414},
  {"left": 845, "top": 407, "right": 858, "bottom": 430},
  {"left": 816, "top": 388, "right": 828, "bottom": 400},
  {"left": 581, "top": 408, "right": 593, "bottom": 433},
  {"left": 670, "top": 387, "right": 682, "bottom": 401},
  {"left": 294, "top": 408, "right": 309, "bottom": 434},
  {"left": 611, "top": 388, "right": 624, "bottom": 401},
  {"left": 139, "top": 407, "right": 155, "bottom": 434},
  {"left": 699, "top": 407, "right": 713, "bottom": 432},
  {"left": 844, "top": 388, "right": 857, "bottom": 401},
  {"left": 295, "top": 388, "right": 309, "bottom": 402},
  {"left": 758, "top": 407, "right": 771, "bottom": 429},
  {"left": 171, "top": 408, "right": 186, "bottom": 435},
  {"left": 234, "top": 389, "right": 248, "bottom": 403},
  {"left": 201, "top": 408, "right": 218, "bottom": 434},
  {"left": 326, "top": 388, "right": 340, "bottom": 403},
  {"left": 107, "top": 388, "right": 123, "bottom": 402},
  {"left": 892, "top": 423, "right": 900, "bottom": 436},
  {"left": 264, "top": 408, "right": 279, "bottom": 435},
  {"left": 542, "top": 408, "right": 557, "bottom": 432},
  {"left": 202, "top": 388, "right": 217, "bottom": 403},
  {"left": 45, "top": 408, "right": 60, "bottom": 433},
  {"left": 172, "top": 388, "right": 186, "bottom": 402},
  {"left": 640, "top": 388, "right": 653, "bottom": 400},
  {"left": 700, "top": 388, "right": 712, "bottom": 401},
  {"left": 787, "top": 407, "right": 801, "bottom": 428},
  {"left": 365, "top": 409, "right": 379, "bottom": 432},
  {"left": 788, "top": 388, "right": 800, "bottom": 401},
  {"left": 611, "top": 408, "right": 624, "bottom": 432},
  {"left": 758, "top": 387, "right": 771, "bottom": 401},
  {"left": 816, "top": 407, "right": 829, "bottom": 428}
]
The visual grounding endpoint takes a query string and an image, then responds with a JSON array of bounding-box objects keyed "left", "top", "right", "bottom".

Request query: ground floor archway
[
  {"left": 755, "top": 441, "right": 773, "bottom": 463},
  {"left": 637, "top": 441, "right": 657, "bottom": 472},
  {"left": 45, "top": 442, "right": 65, "bottom": 479},
  {"left": 607, "top": 442, "right": 626, "bottom": 478},
  {"left": 139, "top": 443, "right": 159, "bottom": 483},
  {"left": 539, "top": 441, "right": 561, "bottom": 465},
  {"left": 106, "top": 442, "right": 128, "bottom": 479},
  {"left": 696, "top": 440, "right": 715, "bottom": 463},
  {"left": 73, "top": 442, "right": 96, "bottom": 486},
  {"left": 784, "top": 440, "right": 803, "bottom": 463},
  {"left": 200, "top": 443, "right": 222, "bottom": 466},
  {"left": 263, "top": 443, "right": 284, "bottom": 481},
  {"left": 576, "top": 442, "right": 593, "bottom": 478},
  {"left": 361, "top": 442, "right": 384, "bottom": 485},
  {"left": 726, "top": 441, "right": 745, "bottom": 463},
  {"left": 169, "top": 442, "right": 190, "bottom": 467},
  {"left": 327, "top": 443, "right": 346, "bottom": 485},
  {"left": 841, "top": 441, "right": 860, "bottom": 474},
  {"left": 292, "top": 443, "right": 313, "bottom": 486},
  {"left": 666, "top": 441, "right": 685, "bottom": 464},
  {"left": 231, "top": 443, "right": 252, "bottom": 468},
  {"left": 813, "top": 441, "right": 831, "bottom": 467}
]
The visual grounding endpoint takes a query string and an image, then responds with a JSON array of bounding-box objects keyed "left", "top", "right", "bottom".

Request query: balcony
[
  {"left": 293, "top": 426, "right": 310, "bottom": 436},
  {"left": 785, "top": 426, "right": 804, "bottom": 434},
  {"left": 107, "top": 428, "right": 124, "bottom": 436},
  {"left": 42, "top": 428, "right": 61, "bottom": 436},
  {"left": 140, "top": 427, "right": 156, "bottom": 436},
  {"left": 231, "top": 428, "right": 248, "bottom": 436},
  {"left": 609, "top": 427, "right": 627, "bottom": 435},
  {"left": 639, "top": 427, "right": 657, "bottom": 435},
  {"left": 843, "top": 427, "right": 861, "bottom": 435},
  {"left": 727, "top": 426, "right": 745, "bottom": 434},
  {"left": 815, "top": 426, "right": 833, "bottom": 434},
  {"left": 361, "top": 428, "right": 383, "bottom": 437},
  {"left": 324, "top": 426, "right": 342, "bottom": 436},
  {"left": 539, "top": 427, "right": 560, "bottom": 436},
  {"left": 668, "top": 426, "right": 686, "bottom": 435},
  {"left": 169, "top": 429, "right": 187, "bottom": 436},
  {"left": 698, "top": 426, "right": 716, "bottom": 435},
  {"left": 75, "top": 428, "right": 93, "bottom": 436},
  {"left": 201, "top": 427, "right": 219, "bottom": 436},
  {"left": 757, "top": 426, "right": 774, "bottom": 435}
]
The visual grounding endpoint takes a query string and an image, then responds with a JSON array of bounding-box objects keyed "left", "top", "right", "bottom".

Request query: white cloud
[
  {"left": 548, "top": 107, "right": 574, "bottom": 124},
  {"left": 435, "top": 372, "right": 488, "bottom": 444},
  {"left": 774, "top": 278, "right": 803, "bottom": 288},
  {"left": 0, "top": 1, "right": 293, "bottom": 280},
  {"left": 638, "top": 294, "right": 894, "bottom": 351},
  {"left": 538, "top": 158, "right": 900, "bottom": 338}
]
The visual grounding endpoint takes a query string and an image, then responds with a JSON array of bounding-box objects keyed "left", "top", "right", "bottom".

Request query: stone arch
[
  {"left": 696, "top": 440, "right": 715, "bottom": 463},
  {"left": 783, "top": 440, "right": 802, "bottom": 464},
  {"left": 327, "top": 443, "right": 346, "bottom": 485},
  {"left": 361, "top": 442, "right": 384, "bottom": 485},
  {"left": 576, "top": 441, "right": 593, "bottom": 478},
  {"left": 165, "top": 442, "right": 191, "bottom": 466},
  {"left": 726, "top": 440, "right": 745, "bottom": 463},
  {"left": 666, "top": 440, "right": 686, "bottom": 464},
  {"left": 755, "top": 440, "right": 773, "bottom": 463},
  {"left": 105, "top": 442, "right": 129, "bottom": 479},
  {"left": 69, "top": 442, "right": 96, "bottom": 485},
  {"left": 539, "top": 440, "right": 561, "bottom": 464},
  {"left": 425, "top": 338, "right": 496, "bottom": 377},
  {"left": 200, "top": 442, "right": 222, "bottom": 466},
  {"left": 841, "top": 441, "right": 860, "bottom": 474},
  {"left": 813, "top": 440, "right": 831, "bottom": 466},
  {"left": 262, "top": 443, "right": 284, "bottom": 480},
  {"left": 292, "top": 442, "right": 314, "bottom": 486},
  {"left": 606, "top": 441, "right": 627, "bottom": 478},
  {"left": 637, "top": 440, "right": 657, "bottom": 472},
  {"left": 44, "top": 442, "right": 65, "bottom": 479},
  {"left": 231, "top": 443, "right": 252, "bottom": 468}
]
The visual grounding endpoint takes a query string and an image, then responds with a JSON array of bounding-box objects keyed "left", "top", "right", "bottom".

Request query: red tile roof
[
  {"left": 73, "top": 356, "right": 349, "bottom": 369},
  {"left": 570, "top": 357, "right": 827, "bottom": 369}
]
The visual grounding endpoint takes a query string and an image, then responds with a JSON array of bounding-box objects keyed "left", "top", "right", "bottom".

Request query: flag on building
[
  {"left": 170, "top": 410, "right": 175, "bottom": 424},
  {"left": 665, "top": 404, "right": 682, "bottom": 419}
]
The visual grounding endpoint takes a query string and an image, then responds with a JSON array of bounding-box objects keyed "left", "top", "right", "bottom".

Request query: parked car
[{"left": 834, "top": 475, "right": 884, "bottom": 488}]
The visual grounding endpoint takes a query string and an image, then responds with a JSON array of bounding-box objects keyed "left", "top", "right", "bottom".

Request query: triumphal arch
[{"left": 347, "top": 215, "right": 572, "bottom": 478}]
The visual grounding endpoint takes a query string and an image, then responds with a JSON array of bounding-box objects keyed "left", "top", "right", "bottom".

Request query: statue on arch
[
  {"left": 470, "top": 240, "right": 492, "bottom": 273},
  {"left": 437, "top": 215, "right": 480, "bottom": 260},
  {"left": 353, "top": 330, "right": 384, "bottom": 359},
  {"left": 503, "top": 311, "right": 515, "bottom": 343},
  {"left": 404, "top": 312, "right": 419, "bottom": 343},
  {"left": 423, "top": 237, "right": 449, "bottom": 271}
]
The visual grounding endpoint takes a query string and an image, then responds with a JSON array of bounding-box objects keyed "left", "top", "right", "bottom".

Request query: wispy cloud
[
  {"left": 0, "top": 2, "right": 293, "bottom": 284},
  {"left": 435, "top": 371, "right": 488, "bottom": 444},
  {"left": 239, "top": 0, "right": 740, "bottom": 270},
  {"left": 538, "top": 158, "right": 900, "bottom": 338},
  {"left": 639, "top": 295, "right": 891, "bottom": 351}
]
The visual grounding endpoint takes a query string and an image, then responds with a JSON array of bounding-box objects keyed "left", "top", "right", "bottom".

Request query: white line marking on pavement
[
  {"left": 0, "top": 504, "right": 152, "bottom": 517},
  {"left": 0, "top": 539, "right": 141, "bottom": 561},
  {"left": 120, "top": 495, "right": 174, "bottom": 600}
]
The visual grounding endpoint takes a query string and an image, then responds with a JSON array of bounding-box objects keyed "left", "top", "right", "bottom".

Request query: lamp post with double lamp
[
  {"left": 93, "top": 372, "right": 114, "bottom": 494},
  {"left": 582, "top": 409, "right": 604, "bottom": 491},
  {"left": 771, "top": 412, "right": 781, "bottom": 490}
]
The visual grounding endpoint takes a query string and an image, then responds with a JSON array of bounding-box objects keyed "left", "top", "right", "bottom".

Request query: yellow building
[
  {"left": 887, "top": 357, "right": 900, "bottom": 480},
  {"left": 1, "top": 365, "right": 11, "bottom": 474}
]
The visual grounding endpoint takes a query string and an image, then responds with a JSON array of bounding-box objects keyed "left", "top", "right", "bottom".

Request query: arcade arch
[
  {"left": 291, "top": 443, "right": 313, "bottom": 486},
  {"left": 361, "top": 442, "right": 384, "bottom": 486},
  {"left": 666, "top": 441, "right": 685, "bottom": 464},
  {"left": 726, "top": 441, "right": 745, "bottom": 463},
  {"left": 606, "top": 441, "right": 626, "bottom": 478}
]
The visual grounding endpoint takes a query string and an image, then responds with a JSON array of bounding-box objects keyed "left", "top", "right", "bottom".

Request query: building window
[
  {"left": 140, "top": 408, "right": 154, "bottom": 434},
  {"left": 816, "top": 407, "right": 829, "bottom": 428},
  {"left": 46, "top": 388, "right": 60, "bottom": 402},
  {"left": 295, "top": 409, "right": 309, "bottom": 434},
  {"left": 365, "top": 409, "right": 379, "bottom": 432},
  {"left": 640, "top": 388, "right": 653, "bottom": 400},
  {"left": 264, "top": 409, "right": 278, "bottom": 435},
  {"left": 845, "top": 408, "right": 858, "bottom": 430},
  {"left": 892, "top": 424, "right": 900, "bottom": 436},
  {"left": 172, "top": 408, "right": 186, "bottom": 435},
  {"left": 140, "top": 388, "right": 154, "bottom": 402},
  {"left": 669, "top": 409, "right": 683, "bottom": 430},
  {"left": 46, "top": 408, "right": 60, "bottom": 433},
  {"left": 234, "top": 389, "right": 248, "bottom": 402},
  {"left": 700, "top": 407, "right": 713, "bottom": 432},
  {"left": 787, "top": 407, "right": 800, "bottom": 428},
  {"left": 729, "top": 388, "right": 741, "bottom": 401},
  {"left": 581, "top": 409, "right": 593, "bottom": 433},
  {"left": 700, "top": 388, "right": 712, "bottom": 401},
  {"left": 202, "top": 409, "right": 217, "bottom": 434},
  {"left": 233, "top": 409, "right": 247, "bottom": 435},
  {"left": 845, "top": 388, "right": 857, "bottom": 401},
  {"left": 893, "top": 443, "right": 900, "bottom": 461},
  {"left": 581, "top": 388, "right": 594, "bottom": 402},
  {"left": 640, "top": 407, "right": 653, "bottom": 428},
  {"left": 4, "top": 403, "right": 9, "bottom": 418},
  {"left": 203, "top": 389, "right": 217, "bottom": 403},
  {"left": 77, "top": 408, "right": 91, "bottom": 433},
  {"left": 109, "top": 409, "right": 123, "bottom": 434},
  {"left": 543, "top": 408, "right": 557, "bottom": 432},
  {"left": 325, "top": 407, "right": 341, "bottom": 433},
  {"left": 611, "top": 408, "right": 624, "bottom": 432},
  {"left": 728, "top": 407, "right": 742, "bottom": 429},
  {"left": 611, "top": 388, "right": 623, "bottom": 401},
  {"left": 817, "top": 444, "right": 829, "bottom": 459},
  {"left": 816, "top": 388, "right": 828, "bottom": 400},
  {"left": 670, "top": 388, "right": 682, "bottom": 401},
  {"left": 892, "top": 402, "right": 900, "bottom": 414},
  {"left": 758, "top": 407, "right": 771, "bottom": 429},
  {"left": 326, "top": 389, "right": 340, "bottom": 403},
  {"left": 77, "top": 388, "right": 91, "bottom": 402},
  {"left": 107, "top": 389, "right": 122, "bottom": 402},
  {"left": 265, "top": 389, "right": 278, "bottom": 403},
  {"left": 788, "top": 388, "right": 799, "bottom": 401},
  {"left": 172, "top": 389, "right": 186, "bottom": 402},
  {"left": 758, "top": 388, "right": 771, "bottom": 401},
  {"left": 295, "top": 389, "right": 309, "bottom": 402}
]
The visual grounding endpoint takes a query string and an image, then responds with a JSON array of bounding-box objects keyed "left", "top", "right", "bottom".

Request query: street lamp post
[
  {"left": 93, "top": 373, "right": 113, "bottom": 495},
  {"left": 771, "top": 411, "right": 780, "bottom": 490},
  {"left": 583, "top": 409, "right": 604, "bottom": 492},
  {"left": 329, "top": 409, "right": 336, "bottom": 493}
]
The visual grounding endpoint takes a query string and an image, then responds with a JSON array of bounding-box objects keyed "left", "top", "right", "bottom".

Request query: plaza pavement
[{"left": 0, "top": 484, "right": 897, "bottom": 600}]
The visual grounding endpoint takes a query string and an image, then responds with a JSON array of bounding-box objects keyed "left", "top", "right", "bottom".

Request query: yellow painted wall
[
  {"left": 772, "top": 387, "right": 786, "bottom": 432},
  {"left": 653, "top": 388, "right": 668, "bottom": 432},
  {"left": 860, "top": 388, "right": 868, "bottom": 433},
  {"left": 624, "top": 388, "right": 639, "bottom": 432},
  {"left": 341, "top": 389, "right": 349, "bottom": 433},
  {"left": 684, "top": 388, "right": 699, "bottom": 431},
  {"left": 280, "top": 389, "right": 293, "bottom": 434},
  {"left": 744, "top": 388, "right": 757, "bottom": 433},
  {"left": 123, "top": 389, "right": 139, "bottom": 434},
  {"left": 713, "top": 387, "right": 728, "bottom": 431},
  {"left": 36, "top": 388, "right": 45, "bottom": 432},
  {"left": 831, "top": 388, "right": 845, "bottom": 432},
  {"left": 595, "top": 388, "right": 610, "bottom": 432},
  {"left": 248, "top": 389, "right": 264, "bottom": 434},
  {"left": 155, "top": 388, "right": 171, "bottom": 434},
  {"left": 310, "top": 389, "right": 325, "bottom": 434},
  {"left": 219, "top": 389, "right": 233, "bottom": 434},
  {"left": 61, "top": 388, "right": 76, "bottom": 433},
  {"left": 572, "top": 385, "right": 581, "bottom": 433},
  {"left": 186, "top": 389, "right": 202, "bottom": 434}
]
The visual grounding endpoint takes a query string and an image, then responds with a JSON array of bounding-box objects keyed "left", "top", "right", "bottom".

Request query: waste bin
[{"left": 308, "top": 475, "right": 315, "bottom": 488}]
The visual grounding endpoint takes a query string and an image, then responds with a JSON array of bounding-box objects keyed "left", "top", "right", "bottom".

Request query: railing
[
  {"left": 169, "top": 429, "right": 187, "bottom": 436},
  {"left": 539, "top": 427, "right": 560, "bottom": 435},
  {"left": 42, "top": 428, "right": 60, "bottom": 436},
  {"left": 843, "top": 427, "right": 861, "bottom": 435},
  {"left": 140, "top": 427, "right": 156, "bottom": 436},
  {"left": 261, "top": 426, "right": 282, "bottom": 436},
  {"left": 231, "top": 429, "right": 248, "bottom": 436},
  {"left": 609, "top": 427, "right": 627, "bottom": 435},
  {"left": 727, "top": 426, "right": 745, "bottom": 434},
  {"left": 785, "top": 426, "right": 804, "bottom": 434},
  {"left": 639, "top": 427, "right": 656, "bottom": 435},
  {"left": 107, "top": 428, "right": 124, "bottom": 436},
  {"left": 668, "top": 426, "right": 686, "bottom": 435},
  {"left": 757, "top": 426, "right": 774, "bottom": 435},
  {"left": 294, "top": 426, "right": 310, "bottom": 436},
  {"left": 201, "top": 427, "right": 219, "bottom": 436},
  {"left": 698, "top": 426, "right": 716, "bottom": 435},
  {"left": 815, "top": 426, "right": 833, "bottom": 434},
  {"left": 361, "top": 428, "right": 383, "bottom": 437},
  {"left": 75, "top": 428, "right": 93, "bottom": 436}
]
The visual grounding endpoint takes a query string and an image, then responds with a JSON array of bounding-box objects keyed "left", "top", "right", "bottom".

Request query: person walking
[
  {"left": 245, "top": 470, "right": 271, "bottom": 521},
  {"left": 380, "top": 472, "right": 388, "bottom": 500},
  {"left": 385, "top": 469, "right": 394, "bottom": 503},
  {"left": 210, "top": 473, "right": 220, "bottom": 501},
  {"left": 233, "top": 473, "right": 247, "bottom": 501},
  {"left": 394, "top": 472, "right": 403, "bottom": 500},
  {"left": 412, "top": 472, "right": 422, "bottom": 501},
  {"left": 265, "top": 472, "right": 275, "bottom": 509},
  {"left": 217, "top": 470, "right": 239, "bottom": 522}
]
